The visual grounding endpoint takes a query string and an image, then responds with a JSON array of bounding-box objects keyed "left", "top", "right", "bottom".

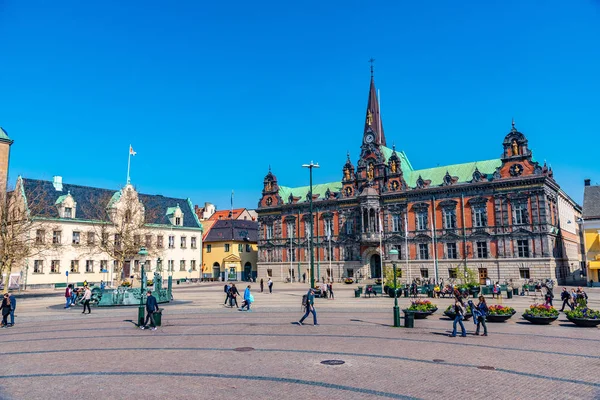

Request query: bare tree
[
  {"left": 83, "top": 185, "right": 163, "bottom": 286},
  {"left": 0, "top": 182, "right": 59, "bottom": 292}
]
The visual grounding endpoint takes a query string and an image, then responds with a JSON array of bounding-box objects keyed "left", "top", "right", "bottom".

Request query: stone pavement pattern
[{"left": 1, "top": 284, "right": 600, "bottom": 400}]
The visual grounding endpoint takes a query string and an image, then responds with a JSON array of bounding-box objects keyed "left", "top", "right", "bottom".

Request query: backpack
[
  {"left": 224, "top": 285, "right": 229, "bottom": 293},
  {"left": 301, "top": 294, "right": 308, "bottom": 309}
]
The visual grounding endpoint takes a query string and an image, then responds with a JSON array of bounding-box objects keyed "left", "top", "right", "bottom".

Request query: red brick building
[{"left": 257, "top": 73, "right": 582, "bottom": 285}]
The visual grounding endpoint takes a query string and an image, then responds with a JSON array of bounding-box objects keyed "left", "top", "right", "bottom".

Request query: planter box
[
  {"left": 522, "top": 314, "right": 558, "bottom": 325},
  {"left": 486, "top": 312, "right": 515, "bottom": 323},
  {"left": 566, "top": 317, "right": 600, "bottom": 327},
  {"left": 444, "top": 311, "right": 473, "bottom": 321},
  {"left": 403, "top": 308, "right": 437, "bottom": 319}
]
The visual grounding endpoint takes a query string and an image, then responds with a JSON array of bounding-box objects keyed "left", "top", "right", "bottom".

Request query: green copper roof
[
  {"left": 55, "top": 194, "right": 68, "bottom": 205},
  {"left": 0, "top": 127, "right": 13, "bottom": 143},
  {"left": 278, "top": 146, "right": 502, "bottom": 201},
  {"left": 279, "top": 182, "right": 342, "bottom": 204},
  {"left": 166, "top": 205, "right": 181, "bottom": 215}
]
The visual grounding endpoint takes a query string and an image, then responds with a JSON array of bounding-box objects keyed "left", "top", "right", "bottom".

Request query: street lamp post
[
  {"left": 302, "top": 161, "right": 319, "bottom": 289},
  {"left": 389, "top": 248, "right": 401, "bottom": 327},
  {"left": 137, "top": 247, "right": 149, "bottom": 326}
]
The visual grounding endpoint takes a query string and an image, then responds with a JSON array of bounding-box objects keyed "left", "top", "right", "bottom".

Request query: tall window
[
  {"left": 145, "top": 235, "right": 153, "bottom": 248},
  {"left": 191, "top": 237, "right": 197, "bottom": 249},
  {"left": 175, "top": 217, "right": 181, "bottom": 226},
  {"left": 36, "top": 229, "right": 45, "bottom": 244},
  {"left": 168, "top": 235, "right": 175, "bottom": 249},
  {"left": 191, "top": 260, "right": 197, "bottom": 271},
  {"left": 87, "top": 232, "right": 95, "bottom": 245},
  {"left": 238, "top": 244, "right": 243, "bottom": 252},
  {"left": 180, "top": 237, "right": 187, "bottom": 248},
  {"left": 134, "top": 260, "right": 140, "bottom": 273},
  {"left": 443, "top": 209, "right": 456, "bottom": 229},
  {"left": 517, "top": 239, "right": 530, "bottom": 257},
  {"left": 53, "top": 230, "right": 62, "bottom": 244},
  {"left": 225, "top": 243, "right": 230, "bottom": 252},
  {"left": 324, "top": 219, "right": 333, "bottom": 239},
  {"left": 168, "top": 260, "right": 174, "bottom": 272},
  {"left": 476, "top": 241, "right": 488, "bottom": 258},
  {"left": 85, "top": 260, "right": 94, "bottom": 273},
  {"left": 519, "top": 268, "right": 530, "bottom": 279},
  {"left": 473, "top": 206, "right": 487, "bottom": 228},
  {"left": 416, "top": 212, "right": 428, "bottom": 231},
  {"left": 420, "top": 268, "right": 429, "bottom": 278},
  {"left": 72, "top": 231, "right": 81, "bottom": 245},
  {"left": 392, "top": 215, "right": 401, "bottom": 232},
  {"left": 114, "top": 234, "right": 121, "bottom": 249},
  {"left": 345, "top": 220, "right": 354, "bottom": 235},
  {"left": 51, "top": 260, "right": 60, "bottom": 273},
  {"left": 206, "top": 244, "right": 212, "bottom": 253},
  {"left": 100, "top": 260, "right": 108, "bottom": 272},
  {"left": 180, "top": 260, "right": 186, "bottom": 271},
  {"left": 157, "top": 235, "right": 164, "bottom": 248},
  {"left": 246, "top": 244, "right": 251, "bottom": 252},
  {"left": 287, "top": 222, "right": 295, "bottom": 238},
  {"left": 418, "top": 243, "right": 429, "bottom": 260},
  {"left": 70, "top": 260, "right": 79, "bottom": 273},
  {"left": 134, "top": 235, "right": 141, "bottom": 247},
  {"left": 446, "top": 243, "right": 457, "bottom": 259},
  {"left": 102, "top": 233, "right": 109, "bottom": 246},
  {"left": 266, "top": 225, "right": 273, "bottom": 239},
  {"left": 64, "top": 207, "right": 73, "bottom": 218},
  {"left": 34, "top": 260, "right": 44, "bottom": 273},
  {"left": 513, "top": 203, "right": 528, "bottom": 225}
]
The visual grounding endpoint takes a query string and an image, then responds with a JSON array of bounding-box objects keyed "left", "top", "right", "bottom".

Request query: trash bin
[
  {"left": 153, "top": 309, "right": 162, "bottom": 326},
  {"left": 403, "top": 288, "right": 408, "bottom": 298},
  {"left": 354, "top": 289, "right": 361, "bottom": 298},
  {"left": 403, "top": 310, "right": 414, "bottom": 328},
  {"left": 357, "top": 286, "right": 363, "bottom": 295},
  {"left": 428, "top": 290, "right": 434, "bottom": 298},
  {"left": 506, "top": 290, "right": 513, "bottom": 299},
  {"left": 513, "top": 288, "right": 519, "bottom": 295}
]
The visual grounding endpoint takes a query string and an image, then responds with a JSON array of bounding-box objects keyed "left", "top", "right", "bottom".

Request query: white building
[{"left": 14, "top": 176, "right": 203, "bottom": 289}]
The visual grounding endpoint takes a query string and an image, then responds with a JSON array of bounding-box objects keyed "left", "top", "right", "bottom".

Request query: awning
[{"left": 589, "top": 261, "right": 600, "bottom": 270}]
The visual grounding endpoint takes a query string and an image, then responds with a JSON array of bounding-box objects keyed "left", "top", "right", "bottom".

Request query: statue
[
  {"left": 265, "top": 181, "right": 272, "bottom": 191},
  {"left": 367, "top": 164, "right": 374, "bottom": 181},
  {"left": 511, "top": 139, "right": 519, "bottom": 156},
  {"left": 390, "top": 160, "right": 397, "bottom": 173},
  {"left": 344, "top": 168, "right": 351, "bottom": 181}
]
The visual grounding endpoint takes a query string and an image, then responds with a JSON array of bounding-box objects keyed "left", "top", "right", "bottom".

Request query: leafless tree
[{"left": 0, "top": 183, "right": 60, "bottom": 292}]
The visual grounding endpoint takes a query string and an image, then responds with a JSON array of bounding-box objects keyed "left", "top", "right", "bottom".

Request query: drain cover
[
  {"left": 432, "top": 359, "right": 445, "bottom": 363},
  {"left": 321, "top": 360, "right": 345, "bottom": 366},
  {"left": 477, "top": 366, "right": 495, "bottom": 370},
  {"left": 234, "top": 347, "right": 255, "bottom": 352}
]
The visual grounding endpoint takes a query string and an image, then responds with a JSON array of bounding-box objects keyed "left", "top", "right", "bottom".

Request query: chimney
[
  {"left": 584, "top": 179, "right": 591, "bottom": 187},
  {"left": 53, "top": 176, "right": 63, "bottom": 191}
]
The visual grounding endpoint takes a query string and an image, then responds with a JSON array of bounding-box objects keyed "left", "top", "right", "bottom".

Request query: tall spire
[{"left": 363, "top": 60, "right": 386, "bottom": 146}]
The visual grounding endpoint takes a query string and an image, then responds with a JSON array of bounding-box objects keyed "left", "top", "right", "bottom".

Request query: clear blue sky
[{"left": 1, "top": 1, "right": 599, "bottom": 210}]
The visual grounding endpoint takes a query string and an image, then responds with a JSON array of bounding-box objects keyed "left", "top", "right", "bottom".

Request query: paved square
[{"left": 1, "top": 284, "right": 599, "bottom": 399}]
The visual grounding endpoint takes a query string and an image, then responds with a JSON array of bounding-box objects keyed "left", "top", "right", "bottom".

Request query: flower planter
[
  {"left": 388, "top": 288, "right": 401, "bottom": 298},
  {"left": 344, "top": 279, "right": 354, "bottom": 285},
  {"left": 566, "top": 317, "right": 600, "bottom": 327},
  {"left": 403, "top": 308, "right": 437, "bottom": 319},
  {"left": 522, "top": 314, "right": 558, "bottom": 325},
  {"left": 469, "top": 287, "right": 481, "bottom": 296},
  {"left": 485, "top": 312, "right": 515, "bottom": 323},
  {"left": 444, "top": 311, "right": 473, "bottom": 321}
]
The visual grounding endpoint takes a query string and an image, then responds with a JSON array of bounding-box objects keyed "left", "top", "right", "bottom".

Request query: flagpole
[
  {"left": 379, "top": 211, "right": 384, "bottom": 289},
  {"left": 405, "top": 213, "right": 410, "bottom": 284},
  {"left": 126, "top": 144, "right": 132, "bottom": 184},
  {"left": 327, "top": 222, "right": 332, "bottom": 283}
]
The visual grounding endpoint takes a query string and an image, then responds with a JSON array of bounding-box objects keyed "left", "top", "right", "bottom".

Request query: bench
[
  {"left": 364, "top": 285, "right": 383, "bottom": 298},
  {"left": 55, "top": 283, "right": 67, "bottom": 289}
]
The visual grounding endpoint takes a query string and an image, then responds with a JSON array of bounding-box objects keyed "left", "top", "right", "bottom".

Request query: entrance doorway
[
  {"left": 244, "top": 262, "right": 252, "bottom": 281},
  {"left": 370, "top": 254, "right": 382, "bottom": 279},
  {"left": 123, "top": 261, "right": 131, "bottom": 280},
  {"left": 213, "top": 263, "right": 220, "bottom": 280},
  {"left": 478, "top": 268, "right": 488, "bottom": 285}
]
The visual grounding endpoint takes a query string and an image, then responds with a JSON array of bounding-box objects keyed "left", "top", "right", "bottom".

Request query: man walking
[
  {"left": 8, "top": 293, "right": 16, "bottom": 327},
  {"left": 82, "top": 286, "right": 92, "bottom": 314},
  {"left": 559, "top": 287, "right": 573, "bottom": 312},
  {"left": 223, "top": 282, "right": 231, "bottom": 306},
  {"left": 268, "top": 278, "right": 273, "bottom": 294},
  {"left": 299, "top": 288, "right": 318, "bottom": 326},
  {"left": 240, "top": 285, "right": 252, "bottom": 311},
  {"left": 449, "top": 297, "right": 467, "bottom": 337},
  {"left": 65, "top": 284, "right": 73, "bottom": 308},
  {"left": 140, "top": 290, "right": 159, "bottom": 331},
  {"left": 328, "top": 282, "right": 334, "bottom": 300}
]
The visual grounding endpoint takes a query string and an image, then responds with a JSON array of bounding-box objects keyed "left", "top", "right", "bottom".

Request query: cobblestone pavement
[{"left": 1, "top": 284, "right": 599, "bottom": 400}]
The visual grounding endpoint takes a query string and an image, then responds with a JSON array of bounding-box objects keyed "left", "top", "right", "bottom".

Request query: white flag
[{"left": 129, "top": 145, "right": 137, "bottom": 156}]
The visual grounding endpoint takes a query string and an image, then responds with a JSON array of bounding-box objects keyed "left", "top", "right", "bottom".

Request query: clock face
[{"left": 365, "top": 133, "right": 375, "bottom": 144}]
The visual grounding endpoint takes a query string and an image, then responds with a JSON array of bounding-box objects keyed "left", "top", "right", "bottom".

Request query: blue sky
[{"left": 1, "top": 1, "right": 599, "bottom": 210}]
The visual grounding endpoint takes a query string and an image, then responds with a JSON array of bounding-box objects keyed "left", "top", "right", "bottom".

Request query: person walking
[
  {"left": 328, "top": 282, "right": 334, "bottom": 300},
  {"left": 82, "top": 286, "right": 92, "bottom": 314},
  {"left": 302, "top": 273, "right": 306, "bottom": 284},
  {"left": 223, "top": 283, "right": 231, "bottom": 306},
  {"left": 229, "top": 284, "right": 239, "bottom": 308},
  {"left": 299, "top": 288, "right": 318, "bottom": 326},
  {"left": 240, "top": 285, "right": 253, "bottom": 311},
  {"left": 8, "top": 293, "right": 16, "bottom": 327},
  {"left": 1, "top": 294, "right": 11, "bottom": 327},
  {"left": 492, "top": 282, "right": 499, "bottom": 299},
  {"left": 570, "top": 288, "right": 577, "bottom": 308},
  {"left": 322, "top": 282, "right": 328, "bottom": 299},
  {"left": 260, "top": 279, "right": 264, "bottom": 293},
  {"left": 140, "top": 290, "right": 159, "bottom": 330},
  {"left": 474, "top": 295, "right": 488, "bottom": 336},
  {"left": 268, "top": 278, "right": 273, "bottom": 294},
  {"left": 559, "top": 287, "right": 573, "bottom": 312},
  {"left": 65, "top": 284, "right": 73, "bottom": 308},
  {"left": 449, "top": 297, "right": 467, "bottom": 337},
  {"left": 544, "top": 285, "right": 554, "bottom": 306}
]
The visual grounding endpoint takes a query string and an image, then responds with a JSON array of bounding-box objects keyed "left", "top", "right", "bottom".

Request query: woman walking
[
  {"left": 260, "top": 279, "right": 264, "bottom": 293},
  {"left": 82, "top": 286, "right": 92, "bottom": 314},
  {"left": 449, "top": 297, "right": 467, "bottom": 337},
  {"left": 474, "top": 295, "right": 488, "bottom": 336},
  {"left": 229, "top": 284, "right": 239, "bottom": 308},
  {"left": 1, "top": 294, "right": 11, "bottom": 327},
  {"left": 240, "top": 285, "right": 253, "bottom": 311},
  {"left": 328, "top": 282, "right": 334, "bottom": 300}
]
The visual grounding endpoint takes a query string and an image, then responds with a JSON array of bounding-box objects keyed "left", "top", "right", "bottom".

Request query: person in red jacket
[{"left": 65, "top": 284, "right": 73, "bottom": 308}]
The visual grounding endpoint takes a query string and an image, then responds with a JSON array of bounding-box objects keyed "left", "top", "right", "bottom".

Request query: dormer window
[
  {"left": 176, "top": 217, "right": 181, "bottom": 226},
  {"left": 167, "top": 205, "right": 184, "bottom": 226},
  {"left": 64, "top": 208, "right": 72, "bottom": 218}
]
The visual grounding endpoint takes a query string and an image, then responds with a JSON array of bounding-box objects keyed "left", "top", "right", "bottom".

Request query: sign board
[{"left": 66, "top": 271, "right": 69, "bottom": 277}]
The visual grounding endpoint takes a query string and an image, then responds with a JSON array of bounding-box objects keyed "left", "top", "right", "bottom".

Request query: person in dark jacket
[
  {"left": 223, "top": 283, "right": 231, "bottom": 306},
  {"left": 474, "top": 295, "right": 488, "bottom": 336},
  {"left": 299, "top": 288, "right": 318, "bottom": 326},
  {"left": 140, "top": 291, "right": 159, "bottom": 331},
  {"left": 229, "top": 284, "right": 240, "bottom": 308},
  {"left": 8, "top": 293, "right": 16, "bottom": 327},
  {"left": 559, "top": 287, "right": 573, "bottom": 312},
  {"left": 1, "top": 294, "right": 11, "bottom": 327},
  {"left": 449, "top": 297, "right": 467, "bottom": 337},
  {"left": 260, "top": 279, "right": 264, "bottom": 293}
]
